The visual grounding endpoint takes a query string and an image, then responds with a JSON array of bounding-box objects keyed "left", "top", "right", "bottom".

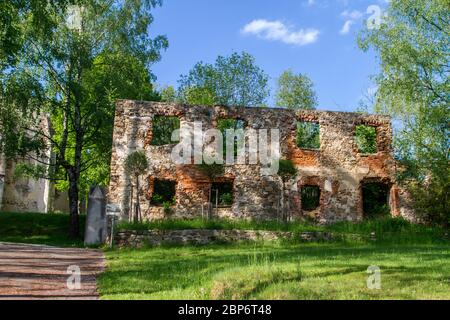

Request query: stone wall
[
  {"left": 0, "top": 159, "right": 51, "bottom": 213},
  {"left": 115, "top": 229, "right": 335, "bottom": 247},
  {"left": 108, "top": 100, "right": 415, "bottom": 223},
  {"left": 0, "top": 115, "right": 70, "bottom": 213}
]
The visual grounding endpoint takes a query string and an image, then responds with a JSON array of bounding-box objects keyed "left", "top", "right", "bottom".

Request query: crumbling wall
[
  {"left": 0, "top": 115, "right": 69, "bottom": 214},
  {"left": 0, "top": 159, "right": 50, "bottom": 213},
  {"left": 108, "top": 100, "right": 414, "bottom": 223}
]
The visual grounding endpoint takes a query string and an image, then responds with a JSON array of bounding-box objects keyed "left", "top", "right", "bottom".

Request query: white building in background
[
  {"left": 0, "top": 116, "right": 70, "bottom": 213},
  {"left": 0, "top": 156, "right": 69, "bottom": 213}
]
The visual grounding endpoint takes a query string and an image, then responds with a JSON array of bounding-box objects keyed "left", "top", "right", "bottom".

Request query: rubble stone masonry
[{"left": 108, "top": 100, "right": 415, "bottom": 223}]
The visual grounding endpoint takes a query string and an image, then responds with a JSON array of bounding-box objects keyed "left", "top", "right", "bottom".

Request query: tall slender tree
[
  {"left": 125, "top": 151, "right": 148, "bottom": 223},
  {"left": 0, "top": 0, "right": 168, "bottom": 237}
]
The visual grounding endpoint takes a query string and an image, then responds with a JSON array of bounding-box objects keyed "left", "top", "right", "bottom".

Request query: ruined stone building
[
  {"left": 0, "top": 156, "right": 69, "bottom": 213},
  {"left": 0, "top": 159, "right": 71, "bottom": 213},
  {"left": 108, "top": 100, "right": 414, "bottom": 223}
]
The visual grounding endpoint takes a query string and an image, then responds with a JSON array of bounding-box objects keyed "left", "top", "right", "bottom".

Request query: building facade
[{"left": 108, "top": 100, "right": 415, "bottom": 223}]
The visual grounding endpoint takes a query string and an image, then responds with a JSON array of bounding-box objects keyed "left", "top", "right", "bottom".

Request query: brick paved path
[{"left": 0, "top": 242, "right": 105, "bottom": 300}]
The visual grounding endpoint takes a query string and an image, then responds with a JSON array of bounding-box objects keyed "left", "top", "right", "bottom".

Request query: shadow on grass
[
  {"left": 0, "top": 212, "right": 86, "bottom": 247},
  {"left": 99, "top": 243, "right": 450, "bottom": 298}
]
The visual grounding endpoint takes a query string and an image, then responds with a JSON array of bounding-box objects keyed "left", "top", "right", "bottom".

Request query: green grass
[
  {"left": 118, "top": 218, "right": 322, "bottom": 233},
  {"left": 0, "top": 211, "right": 86, "bottom": 247},
  {"left": 102, "top": 218, "right": 449, "bottom": 300},
  {"left": 117, "top": 217, "right": 447, "bottom": 245},
  {"left": 1, "top": 212, "right": 448, "bottom": 299},
  {"left": 98, "top": 242, "right": 450, "bottom": 300}
]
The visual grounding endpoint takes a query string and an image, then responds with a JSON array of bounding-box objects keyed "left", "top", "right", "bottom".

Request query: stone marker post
[{"left": 84, "top": 186, "right": 107, "bottom": 245}]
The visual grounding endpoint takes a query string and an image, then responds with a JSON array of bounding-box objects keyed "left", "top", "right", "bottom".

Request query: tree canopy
[
  {"left": 0, "top": 0, "right": 168, "bottom": 237},
  {"left": 359, "top": 0, "right": 449, "bottom": 225},
  {"left": 275, "top": 70, "right": 318, "bottom": 110},
  {"left": 178, "top": 52, "right": 270, "bottom": 107}
]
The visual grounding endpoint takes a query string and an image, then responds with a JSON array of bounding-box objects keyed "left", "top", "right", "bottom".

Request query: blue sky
[{"left": 150, "top": 0, "right": 389, "bottom": 112}]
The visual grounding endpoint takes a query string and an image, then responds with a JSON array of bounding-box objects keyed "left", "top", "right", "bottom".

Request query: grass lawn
[
  {"left": 1, "top": 212, "right": 448, "bottom": 299},
  {"left": 99, "top": 242, "right": 450, "bottom": 300},
  {"left": 100, "top": 219, "right": 449, "bottom": 300},
  {"left": 0, "top": 212, "right": 86, "bottom": 247}
]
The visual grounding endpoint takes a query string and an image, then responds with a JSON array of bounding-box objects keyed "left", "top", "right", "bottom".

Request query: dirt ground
[{"left": 0, "top": 242, "right": 105, "bottom": 300}]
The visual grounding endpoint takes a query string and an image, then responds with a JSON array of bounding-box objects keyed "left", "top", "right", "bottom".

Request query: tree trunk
[
  {"left": 68, "top": 60, "right": 83, "bottom": 239},
  {"left": 208, "top": 185, "right": 212, "bottom": 220},
  {"left": 68, "top": 168, "right": 80, "bottom": 238},
  {"left": 129, "top": 184, "right": 134, "bottom": 222},
  {"left": 134, "top": 175, "right": 141, "bottom": 223}
]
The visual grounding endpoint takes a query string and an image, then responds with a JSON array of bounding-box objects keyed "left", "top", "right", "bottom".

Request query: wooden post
[
  {"left": 208, "top": 186, "right": 212, "bottom": 220},
  {"left": 215, "top": 188, "right": 219, "bottom": 218}
]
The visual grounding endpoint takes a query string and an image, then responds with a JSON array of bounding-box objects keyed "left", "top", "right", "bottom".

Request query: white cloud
[
  {"left": 340, "top": 20, "right": 353, "bottom": 34},
  {"left": 341, "top": 10, "right": 363, "bottom": 20},
  {"left": 306, "top": 0, "right": 315, "bottom": 6},
  {"left": 241, "top": 19, "right": 320, "bottom": 46}
]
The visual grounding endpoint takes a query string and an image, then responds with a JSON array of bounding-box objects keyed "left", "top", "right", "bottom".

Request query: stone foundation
[{"left": 114, "top": 229, "right": 335, "bottom": 247}]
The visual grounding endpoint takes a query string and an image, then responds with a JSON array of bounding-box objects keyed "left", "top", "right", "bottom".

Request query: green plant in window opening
[{"left": 297, "top": 122, "right": 320, "bottom": 150}]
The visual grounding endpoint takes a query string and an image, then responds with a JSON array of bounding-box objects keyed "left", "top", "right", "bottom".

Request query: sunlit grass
[
  {"left": 98, "top": 241, "right": 450, "bottom": 300},
  {"left": 0, "top": 211, "right": 85, "bottom": 247}
]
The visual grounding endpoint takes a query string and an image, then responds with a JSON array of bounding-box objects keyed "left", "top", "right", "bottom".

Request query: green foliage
[
  {"left": 183, "top": 86, "right": 216, "bottom": 106},
  {"left": 355, "top": 125, "right": 377, "bottom": 154},
  {"left": 0, "top": 70, "right": 46, "bottom": 159},
  {"left": 163, "top": 201, "right": 173, "bottom": 214},
  {"left": 296, "top": 122, "right": 320, "bottom": 150},
  {"left": 178, "top": 52, "right": 269, "bottom": 107},
  {"left": 151, "top": 193, "right": 163, "bottom": 205},
  {"left": 211, "top": 182, "right": 234, "bottom": 206},
  {"left": 278, "top": 159, "right": 297, "bottom": 179},
  {"left": 217, "top": 118, "right": 245, "bottom": 159},
  {"left": 0, "top": 1, "right": 68, "bottom": 68},
  {"left": 275, "top": 70, "right": 317, "bottom": 110},
  {"left": 125, "top": 151, "right": 148, "bottom": 177},
  {"left": 359, "top": 0, "right": 449, "bottom": 225},
  {"left": 160, "top": 86, "right": 178, "bottom": 103},
  {"left": 151, "top": 180, "right": 176, "bottom": 206},
  {"left": 217, "top": 118, "right": 245, "bottom": 132},
  {"left": 408, "top": 180, "right": 449, "bottom": 227},
  {"left": 219, "top": 192, "right": 233, "bottom": 206},
  {"left": 0, "top": 0, "right": 168, "bottom": 236},
  {"left": 115, "top": 216, "right": 448, "bottom": 245},
  {"left": 55, "top": 52, "right": 160, "bottom": 195},
  {"left": 361, "top": 183, "right": 390, "bottom": 218},
  {"left": 117, "top": 218, "right": 321, "bottom": 233},
  {"left": 151, "top": 115, "right": 180, "bottom": 146},
  {"left": 197, "top": 163, "right": 225, "bottom": 179}
]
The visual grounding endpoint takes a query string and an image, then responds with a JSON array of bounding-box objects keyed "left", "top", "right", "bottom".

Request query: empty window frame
[
  {"left": 217, "top": 118, "right": 246, "bottom": 159},
  {"left": 297, "top": 121, "right": 320, "bottom": 150},
  {"left": 355, "top": 125, "right": 377, "bottom": 154},
  {"left": 361, "top": 182, "right": 390, "bottom": 218},
  {"left": 151, "top": 179, "right": 176, "bottom": 206},
  {"left": 301, "top": 185, "right": 321, "bottom": 211},
  {"left": 151, "top": 116, "right": 180, "bottom": 146},
  {"left": 210, "top": 182, "right": 234, "bottom": 207}
]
